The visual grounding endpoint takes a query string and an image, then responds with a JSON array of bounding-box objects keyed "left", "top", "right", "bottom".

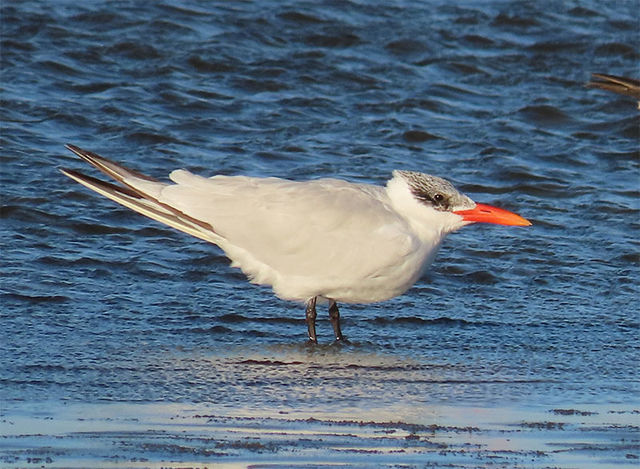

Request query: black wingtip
[
  {"left": 60, "top": 167, "right": 82, "bottom": 178},
  {"left": 65, "top": 144, "right": 98, "bottom": 164},
  {"left": 65, "top": 143, "right": 82, "bottom": 154},
  {"left": 586, "top": 73, "right": 640, "bottom": 99},
  {"left": 65, "top": 144, "right": 98, "bottom": 161},
  {"left": 60, "top": 167, "right": 143, "bottom": 198}
]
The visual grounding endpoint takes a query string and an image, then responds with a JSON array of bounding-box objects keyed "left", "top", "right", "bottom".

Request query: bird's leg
[
  {"left": 305, "top": 296, "right": 318, "bottom": 343},
  {"left": 328, "top": 300, "right": 344, "bottom": 341}
]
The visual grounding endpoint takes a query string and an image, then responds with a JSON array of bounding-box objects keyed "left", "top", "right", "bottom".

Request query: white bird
[{"left": 61, "top": 144, "right": 531, "bottom": 343}]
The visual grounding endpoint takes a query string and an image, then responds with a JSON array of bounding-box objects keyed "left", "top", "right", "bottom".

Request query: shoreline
[{"left": 1, "top": 400, "right": 638, "bottom": 468}]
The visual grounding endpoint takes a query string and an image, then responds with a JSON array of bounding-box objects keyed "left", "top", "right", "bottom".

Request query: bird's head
[{"left": 387, "top": 170, "right": 531, "bottom": 236}]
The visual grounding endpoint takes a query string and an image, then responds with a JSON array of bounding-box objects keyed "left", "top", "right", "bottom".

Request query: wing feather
[
  {"left": 587, "top": 73, "right": 640, "bottom": 99},
  {"left": 62, "top": 145, "right": 219, "bottom": 242},
  {"left": 60, "top": 169, "right": 219, "bottom": 244}
]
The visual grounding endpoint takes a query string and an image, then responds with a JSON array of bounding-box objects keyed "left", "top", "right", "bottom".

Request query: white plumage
[{"left": 61, "top": 144, "right": 530, "bottom": 342}]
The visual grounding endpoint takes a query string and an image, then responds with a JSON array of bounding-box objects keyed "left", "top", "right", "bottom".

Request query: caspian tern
[{"left": 61, "top": 144, "right": 531, "bottom": 343}]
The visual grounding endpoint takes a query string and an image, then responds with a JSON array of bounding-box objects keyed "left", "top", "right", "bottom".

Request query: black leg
[
  {"left": 328, "top": 300, "right": 344, "bottom": 341},
  {"left": 305, "top": 296, "right": 318, "bottom": 343}
]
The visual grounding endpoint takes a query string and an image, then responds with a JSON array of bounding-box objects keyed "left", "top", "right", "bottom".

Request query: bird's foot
[{"left": 331, "top": 335, "right": 351, "bottom": 346}]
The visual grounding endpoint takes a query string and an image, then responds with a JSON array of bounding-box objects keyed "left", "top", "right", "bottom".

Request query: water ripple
[{"left": 1, "top": 0, "right": 638, "bottom": 419}]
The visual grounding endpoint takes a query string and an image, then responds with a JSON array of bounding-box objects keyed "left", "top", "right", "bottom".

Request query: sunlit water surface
[{"left": 1, "top": 0, "right": 638, "bottom": 467}]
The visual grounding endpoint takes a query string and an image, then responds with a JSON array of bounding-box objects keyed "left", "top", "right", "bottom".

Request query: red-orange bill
[{"left": 454, "top": 203, "right": 532, "bottom": 226}]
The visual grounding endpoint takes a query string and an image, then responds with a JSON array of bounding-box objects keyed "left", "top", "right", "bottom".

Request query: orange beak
[{"left": 454, "top": 203, "right": 532, "bottom": 226}]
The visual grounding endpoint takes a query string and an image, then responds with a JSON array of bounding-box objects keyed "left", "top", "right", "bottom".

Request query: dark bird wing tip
[
  {"left": 590, "top": 72, "right": 614, "bottom": 80},
  {"left": 586, "top": 73, "right": 640, "bottom": 99},
  {"left": 60, "top": 167, "right": 87, "bottom": 180},
  {"left": 65, "top": 143, "right": 84, "bottom": 154},
  {"left": 65, "top": 144, "right": 101, "bottom": 161},
  {"left": 64, "top": 144, "right": 161, "bottom": 183},
  {"left": 590, "top": 72, "right": 640, "bottom": 84}
]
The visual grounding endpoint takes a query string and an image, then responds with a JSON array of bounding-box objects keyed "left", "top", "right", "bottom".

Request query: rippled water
[{"left": 1, "top": 0, "right": 639, "bottom": 466}]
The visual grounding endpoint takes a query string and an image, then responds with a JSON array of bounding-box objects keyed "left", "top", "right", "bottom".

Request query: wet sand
[{"left": 1, "top": 401, "right": 638, "bottom": 468}]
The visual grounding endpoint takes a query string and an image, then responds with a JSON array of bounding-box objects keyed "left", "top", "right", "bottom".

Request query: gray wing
[{"left": 158, "top": 170, "right": 418, "bottom": 281}]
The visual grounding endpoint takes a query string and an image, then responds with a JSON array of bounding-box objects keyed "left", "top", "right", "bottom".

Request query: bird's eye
[{"left": 433, "top": 194, "right": 444, "bottom": 203}]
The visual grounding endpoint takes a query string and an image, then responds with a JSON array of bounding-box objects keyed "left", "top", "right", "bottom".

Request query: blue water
[{"left": 1, "top": 0, "right": 638, "bottom": 419}]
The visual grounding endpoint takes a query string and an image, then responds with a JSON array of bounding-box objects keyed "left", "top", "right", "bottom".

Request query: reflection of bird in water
[
  {"left": 587, "top": 73, "right": 640, "bottom": 108},
  {"left": 61, "top": 145, "right": 530, "bottom": 344}
]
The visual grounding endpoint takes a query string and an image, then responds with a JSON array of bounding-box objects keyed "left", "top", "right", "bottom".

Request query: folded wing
[{"left": 62, "top": 145, "right": 419, "bottom": 301}]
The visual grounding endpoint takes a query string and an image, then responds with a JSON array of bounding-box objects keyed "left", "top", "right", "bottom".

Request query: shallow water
[
  {"left": 2, "top": 401, "right": 638, "bottom": 468},
  {"left": 1, "top": 0, "right": 639, "bottom": 467}
]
